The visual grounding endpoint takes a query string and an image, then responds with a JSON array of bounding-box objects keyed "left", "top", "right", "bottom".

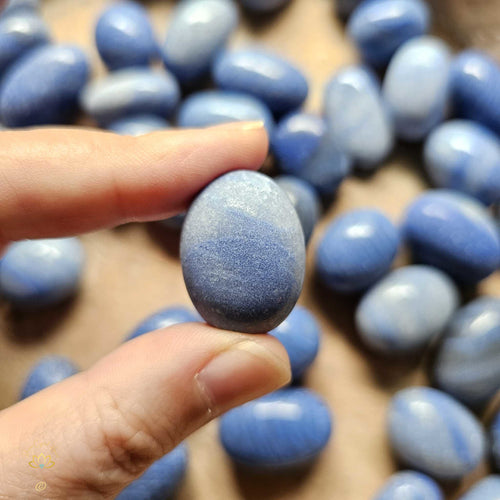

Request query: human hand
[{"left": 0, "top": 124, "right": 291, "bottom": 498}]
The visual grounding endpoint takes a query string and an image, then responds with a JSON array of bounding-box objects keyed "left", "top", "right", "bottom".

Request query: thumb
[{"left": 0, "top": 323, "right": 290, "bottom": 498}]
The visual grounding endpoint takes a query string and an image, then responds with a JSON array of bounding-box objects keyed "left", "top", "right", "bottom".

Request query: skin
[{"left": 0, "top": 123, "right": 291, "bottom": 498}]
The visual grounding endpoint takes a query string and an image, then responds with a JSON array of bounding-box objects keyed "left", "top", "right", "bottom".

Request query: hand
[{"left": 0, "top": 124, "right": 291, "bottom": 498}]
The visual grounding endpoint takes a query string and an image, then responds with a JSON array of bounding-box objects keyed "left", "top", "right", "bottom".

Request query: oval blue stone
[
  {"left": 424, "top": 120, "right": 500, "bottom": 205},
  {"left": 2, "top": 0, "right": 39, "bottom": 16},
  {"left": 374, "top": 471, "right": 443, "bottom": 500},
  {"left": 459, "top": 476, "right": 500, "bottom": 500},
  {"left": 239, "top": 0, "right": 290, "bottom": 12},
  {"left": 316, "top": 209, "right": 400, "bottom": 293},
  {"left": 269, "top": 305, "right": 321, "bottom": 380},
  {"left": 80, "top": 68, "right": 180, "bottom": 126},
  {"left": 275, "top": 175, "right": 320, "bottom": 244},
  {"left": 272, "top": 112, "right": 351, "bottom": 196},
  {"left": 95, "top": 1, "right": 158, "bottom": 71},
  {"left": 213, "top": 48, "right": 308, "bottom": 116},
  {"left": 434, "top": 296, "right": 500, "bottom": 409},
  {"left": 451, "top": 50, "right": 500, "bottom": 136},
  {"left": 116, "top": 444, "right": 188, "bottom": 500},
  {"left": 0, "top": 238, "right": 85, "bottom": 308},
  {"left": 162, "top": 0, "right": 238, "bottom": 86},
  {"left": 492, "top": 412, "right": 500, "bottom": 471},
  {"left": 108, "top": 114, "right": 170, "bottom": 137},
  {"left": 382, "top": 36, "right": 451, "bottom": 141},
  {"left": 127, "top": 306, "right": 201, "bottom": 341},
  {"left": 0, "top": 44, "right": 89, "bottom": 127},
  {"left": 402, "top": 190, "right": 500, "bottom": 283},
  {"left": 0, "top": 12, "right": 50, "bottom": 77},
  {"left": 219, "top": 388, "right": 332, "bottom": 468},
  {"left": 347, "top": 0, "right": 430, "bottom": 68},
  {"left": 356, "top": 265, "right": 459, "bottom": 354},
  {"left": 181, "top": 170, "right": 305, "bottom": 333},
  {"left": 20, "top": 355, "right": 79, "bottom": 400},
  {"left": 178, "top": 90, "right": 274, "bottom": 134},
  {"left": 324, "top": 65, "right": 394, "bottom": 169},
  {"left": 388, "top": 387, "right": 487, "bottom": 480}
]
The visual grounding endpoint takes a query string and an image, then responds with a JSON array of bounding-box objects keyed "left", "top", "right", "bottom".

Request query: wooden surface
[{"left": 0, "top": 1, "right": 499, "bottom": 499}]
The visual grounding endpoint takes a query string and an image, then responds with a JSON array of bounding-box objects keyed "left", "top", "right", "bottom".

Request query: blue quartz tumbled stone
[
  {"left": 0, "top": 238, "right": 85, "bottom": 308},
  {"left": 162, "top": 0, "right": 238, "bottom": 86},
  {"left": 20, "top": 355, "right": 79, "bottom": 400},
  {"left": 108, "top": 114, "right": 169, "bottom": 137},
  {"left": 356, "top": 265, "right": 459, "bottom": 355},
  {"left": 451, "top": 51, "right": 500, "bottom": 137},
  {"left": 388, "top": 387, "right": 487, "bottom": 480},
  {"left": 178, "top": 90, "right": 274, "bottom": 133},
  {"left": 434, "top": 297, "right": 500, "bottom": 409},
  {"left": 0, "top": 44, "right": 89, "bottom": 127},
  {"left": 127, "top": 306, "right": 200, "bottom": 341},
  {"left": 213, "top": 49, "right": 308, "bottom": 116},
  {"left": 459, "top": 476, "right": 500, "bottom": 500},
  {"left": 424, "top": 120, "right": 500, "bottom": 205},
  {"left": 382, "top": 36, "right": 451, "bottom": 141},
  {"left": 0, "top": 12, "right": 50, "bottom": 77},
  {"left": 275, "top": 175, "right": 320, "bottom": 244},
  {"left": 116, "top": 444, "right": 188, "bottom": 500},
  {"left": 492, "top": 411, "right": 500, "bottom": 471},
  {"left": 181, "top": 170, "right": 305, "bottom": 333},
  {"left": 95, "top": 1, "right": 158, "bottom": 71},
  {"left": 272, "top": 112, "right": 351, "bottom": 196},
  {"left": 2, "top": 0, "right": 39, "bottom": 16},
  {"left": 269, "top": 305, "right": 321, "bottom": 380},
  {"left": 402, "top": 190, "right": 500, "bottom": 283},
  {"left": 324, "top": 65, "right": 394, "bottom": 169},
  {"left": 347, "top": 0, "right": 430, "bottom": 68},
  {"left": 374, "top": 471, "right": 443, "bottom": 500},
  {"left": 219, "top": 388, "right": 332, "bottom": 468},
  {"left": 239, "top": 0, "right": 290, "bottom": 12},
  {"left": 316, "top": 209, "right": 399, "bottom": 293},
  {"left": 80, "top": 69, "right": 180, "bottom": 126}
]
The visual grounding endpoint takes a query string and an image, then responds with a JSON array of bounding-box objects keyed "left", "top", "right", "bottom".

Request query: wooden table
[{"left": 0, "top": 1, "right": 499, "bottom": 498}]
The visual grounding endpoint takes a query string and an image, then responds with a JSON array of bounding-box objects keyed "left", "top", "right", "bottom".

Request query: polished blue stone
[
  {"left": 162, "top": 0, "right": 238, "bottom": 86},
  {"left": 451, "top": 51, "right": 500, "bottom": 136},
  {"left": 80, "top": 68, "right": 180, "bottom": 126},
  {"left": 95, "top": 1, "right": 158, "bottom": 71},
  {"left": 424, "top": 120, "right": 500, "bottom": 205},
  {"left": 0, "top": 44, "right": 89, "bottom": 127},
  {"left": 356, "top": 265, "right": 459, "bottom": 354},
  {"left": 0, "top": 11, "right": 50, "bottom": 77},
  {"left": 181, "top": 170, "right": 305, "bottom": 333},
  {"left": 382, "top": 36, "right": 451, "bottom": 141},
  {"left": 0, "top": 238, "right": 85, "bottom": 308},
  {"left": 388, "top": 387, "right": 487, "bottom": 480},
  {"left": 459, "top": 476, "right": 500, "bottom": 500},
  {"left": 434, "top": 297, "right": 500, "bottom": 409},
  {"left": 127, "top": 306, "right": 201, "bottom": 341},
  {"left": 213, "top": 48, "right": 308, "bottom": 116},
  {"left": 402, "top": 190, "right": 500, "bottom": 283},
  {"left": 274, "top": 175, "right": 320, "bottom": 244},
  {"left": 348, "top": 0, "right": 430, "bottom": 68},
  {"left": 324, "top": 65, "right": 394, "bottom": 169},
  {"left": 20, "top": 355, "right": 79, "bottom": 400},
  {"left": 316, "top": 209, "right": 399, "bottom": 293},
  {"left": 178, "top": 90, "right": 274, "bottom": 134},
  {"left": 219, "top": 388, "right": 332, "bottom": 468},
  {"left": 2, "top": 0, "right": 39, "bottom": 16},
  {"left": 269, "top": 305, "right": 321, "bottom": 380},
  {"left": 492, "top": 411, "right": 500, "bottom": 471},
  {"left": 374, "top": 471, "right": 443, "bottom": 500},
  {"left": 116, "top": 444, "right": 188, "bottom": 500},
  {"left": 272, "top": 112, "right": 351, "bottom": 196},
  {"left": 108, "top": 114, "right": 170, "bottom": 137},
  {"left": 240, "top": 0, "right": 290, "bottom": 12}
]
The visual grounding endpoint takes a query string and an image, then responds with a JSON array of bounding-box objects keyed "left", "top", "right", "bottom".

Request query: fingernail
[
  {"left": 196, "top": 338, "right": 290, "bottom": 414},
  {"left": 211, "top": 121, "right": 265, "bottom": 132}
]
